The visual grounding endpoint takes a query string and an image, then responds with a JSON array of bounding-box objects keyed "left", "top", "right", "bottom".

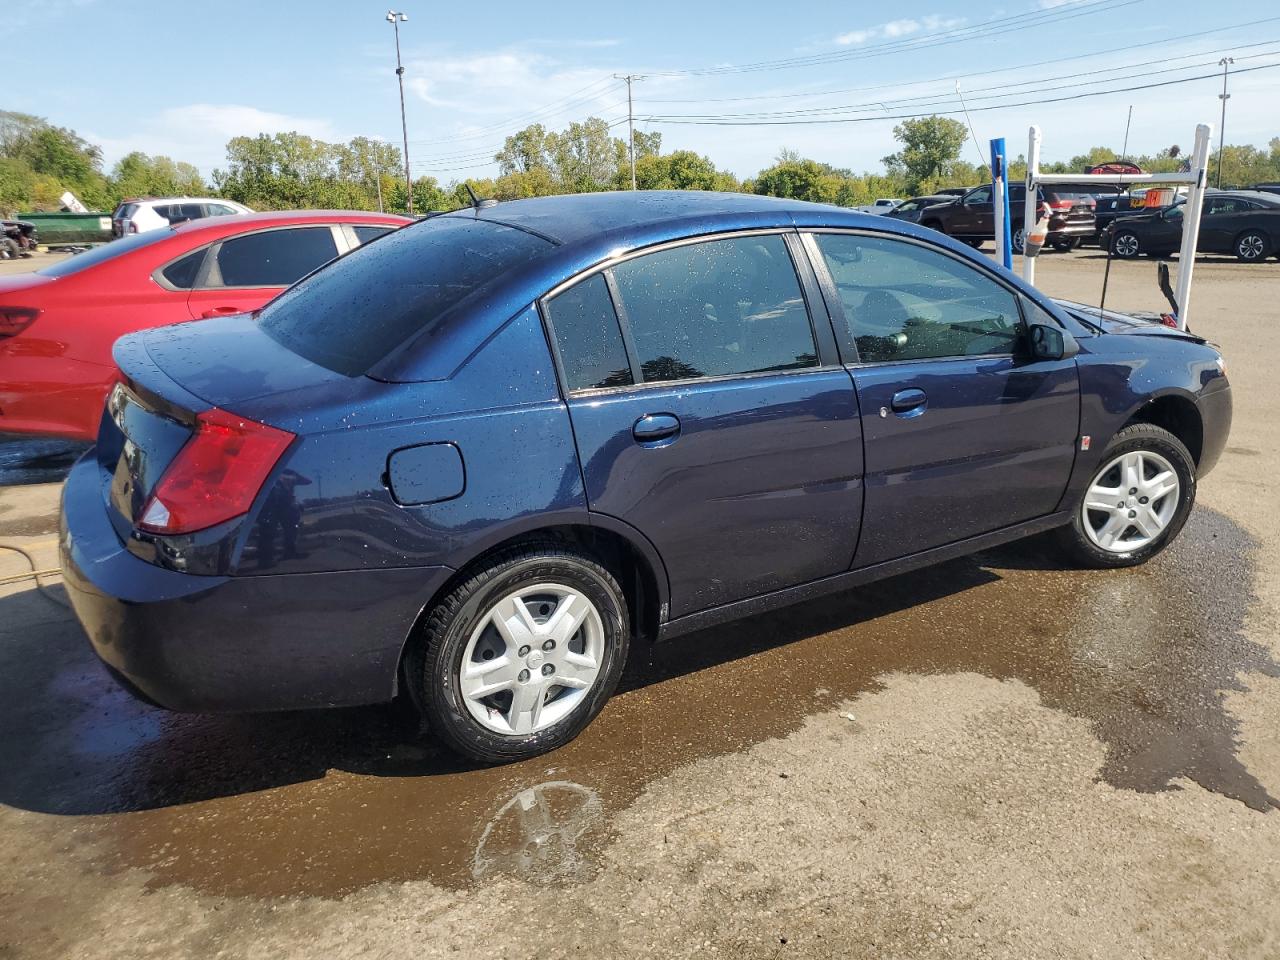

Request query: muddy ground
[{"left": 1, "top": 248, "right": 1278, "bottom": 959}]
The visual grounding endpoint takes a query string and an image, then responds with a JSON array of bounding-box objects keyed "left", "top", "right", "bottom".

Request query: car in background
[
  {"left": 58, "top": 191, "right": 1230, "bottom": 764},
  {"left": 853, "top": 198, "right": 903, "bottom": 215},
  {"left": 1, "top": 210, "right": 410, "bottom": 440},
  {"left": 1088, "top": 194, "right": 1147, "bottom": 245},
  {"left": 1248, "top": 182, "right": 1280, "bottom": 196},
  {"left": 931, "top": 187, "right": 971, "bottom": 197},
  {"left": 919, "top": 184, "right": 1095, "bottom": 253},
  {"left": 884, "top": 195, "right": 956, "bottom": 224},
  {"left": 1103, "top": 190, "right": 1280, "bottom": 262},
  {"left": 111, "top": 198, "right": 253, "bottom": 237}
]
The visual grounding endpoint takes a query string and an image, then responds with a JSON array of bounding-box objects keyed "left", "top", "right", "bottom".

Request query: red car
[{"left": 0, "top": 210, "right": 412, "bottom": 441}]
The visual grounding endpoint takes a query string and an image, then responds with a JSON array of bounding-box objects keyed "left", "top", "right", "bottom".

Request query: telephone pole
[
  {"left": 1216, "top": 57, "right": 1234, "bottom": 188},
  {"left": 614, "top": 74, "right": 644, "bottom": 191},
  {"left": 387, "top": 10, "right": 413, "bottom": 213}
]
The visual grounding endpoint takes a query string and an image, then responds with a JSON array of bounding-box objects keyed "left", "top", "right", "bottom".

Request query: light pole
[
  {"left": 387, "top": 10, "right": 413, "bottom": 214},
  {"left": 1217, "top": 57, "right": 1233, "bottom": 188}
]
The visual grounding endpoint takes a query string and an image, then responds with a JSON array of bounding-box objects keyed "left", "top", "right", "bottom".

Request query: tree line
[{"left": 3, "top": 109, "right": 1279, "bottom": 218}]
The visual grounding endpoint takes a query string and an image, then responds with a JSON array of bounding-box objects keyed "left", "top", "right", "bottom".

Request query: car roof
[
  {"left": 452, "top": 190, "right": 873, "bottom": 246},
  {"left": 170, "top": 210, "right": 414, "bottom": 235},
  {"left": 1213, "top": 189, "right": 1280, "bottom": 205}
]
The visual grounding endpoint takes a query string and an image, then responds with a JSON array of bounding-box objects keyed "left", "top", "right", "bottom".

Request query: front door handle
[
  {"left": 889, "top": 388, "right": 928, "bottom": 417},
  {"left": 632, "top": 413, "right": 681, "bottom": 445}
]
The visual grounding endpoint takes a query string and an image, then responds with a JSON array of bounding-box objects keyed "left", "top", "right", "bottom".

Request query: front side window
[
  {"left": 545, "top": 274, "right": 634, "bottom": 392},
  {"left": 964, "top": 187, "right": 992, "bottom": 206},
  {"left": 214, "top": 226, "right": 338, "bottom": 288},
  {"left": 815, "top": 233, "right": 1023, "bottom": 363},
  {"left": 610, "top": 234, "right": 818, "bottom": 384}
]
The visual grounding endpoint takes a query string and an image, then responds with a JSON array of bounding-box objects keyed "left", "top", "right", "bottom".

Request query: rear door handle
[
  {"left": 632, "top": 413, "right": 681, "bottom": 445},
  {"left": 889, "top": 388, "right": 928, "bottom": 417},
  {"left": 200, "top": 306, "right": 242, "bottom": 318}
]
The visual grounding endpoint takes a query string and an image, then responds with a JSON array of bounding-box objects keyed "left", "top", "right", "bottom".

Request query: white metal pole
[
  {"left": 1022, "top": 125, "right": 1041, "bottom": 286},
  {"left": 1173, "top": 123, "right": 1212, "bottom": 330}
]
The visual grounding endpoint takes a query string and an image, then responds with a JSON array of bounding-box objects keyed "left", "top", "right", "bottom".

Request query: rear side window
[
  {"left": 815, "top": 234, "right": 1022, "bottom": 362},
  {"left": 214, "top": 226, "right": 338, "bottom": 287},
  {"left": 257, "top": 216, "right": 552, "bottom": 376},
  {"left": 353, "top": 225, "right": 394, "bottom": 245},
  {"left": 206, "top": 204, "right": 239, "bottom": 217},
  {"left": 545, "top": 274, "right": 634, "bottom": 392},
  {"left": 611, "top": 234, "right": 818, "bottom": 384},
  {"left": 160, "top": 249, "right": 205, "bottom": 289}
]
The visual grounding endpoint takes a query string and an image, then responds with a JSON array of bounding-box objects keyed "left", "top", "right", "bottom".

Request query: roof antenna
[{"left": 462, "top": 183, "right": 497, "bottom": 209}]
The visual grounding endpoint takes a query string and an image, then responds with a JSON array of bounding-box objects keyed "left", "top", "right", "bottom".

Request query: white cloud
[
  {"left": 87, "top": 104, "right": 339, "bottom": 178},
  {"left": 835, "top": 15, "right": 966, "bottom": 47}
]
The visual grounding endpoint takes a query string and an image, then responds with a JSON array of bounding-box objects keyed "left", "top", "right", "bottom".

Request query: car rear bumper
[{"left": 59, "top": 453, "right": 454, "bottom": 712}]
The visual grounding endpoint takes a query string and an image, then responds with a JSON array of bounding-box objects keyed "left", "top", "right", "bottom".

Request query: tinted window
[
  {"left": 964, "top": 187, "right": 992, "bottom": 205},
  {"left": 815, "top": 234, "right": 1022, "bottom": 362},
  {"left": 36, "top": 230, "right": 171, "bottom": 277},
  {"left": 611, "top": 234, "right": 817, "bottom": 384},
  {"left": 150, "top": 204, "right": 174, "bottom": 222},
  {"left": 258, "top": 216, "right": 552, "bottom": 376},
  {"left": 161, "top": 249, "right": 205, "bottom": 289},
  {"left": 895, "top": 200, "right": 921, "bottom": 212},
  {"left": 353, "top": 225, "right": 394, "bottom": 245},
  {"left": 214, "top": 226, "right": 338, "bottom": 287},
  {"left": 206, "top": 204, "right": 239, "bottom": 217},
  {"left": 545, "top": 274, "right": 634, "bottom": 391}
]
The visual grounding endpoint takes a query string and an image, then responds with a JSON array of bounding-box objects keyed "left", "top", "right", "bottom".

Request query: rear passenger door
[
  {"left": 184, "top": 225, "right": 343, "bottom": 319},
  {"left": 807, "top": 231, "right": 1080, "bottom": 567},
  {"left": 543, "top": 231, "right": 864, "bottom": 620}
]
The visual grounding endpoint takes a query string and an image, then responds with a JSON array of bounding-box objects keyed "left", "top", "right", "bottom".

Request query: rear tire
[
  {"left": 1234, "top": 230, "right": 1269, "bottom": 263},
  {"left": 1055, "top": 423, "right": 1196, "bottom": 569},
  {"left": 1050, "top": 236, "right": 1080, "bottom": 252},
  {"left": 408, "top": 544, "right": 630, "bottom": 764},
  {"left": 1011, "top": 225, "right": 1027, "bottom": 254}
]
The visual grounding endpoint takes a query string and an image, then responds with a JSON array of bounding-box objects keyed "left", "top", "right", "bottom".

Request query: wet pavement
[{"left": 0, "top": 491, "right": 1270, "bottom": 900}]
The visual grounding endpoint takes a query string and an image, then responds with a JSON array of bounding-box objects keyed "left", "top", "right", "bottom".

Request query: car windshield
[
  {"left": 256, "top": 215, "right": 553, "bottom": 376},
  {"left": 36, "top": 230, "right": 172, "bottom": 277}
]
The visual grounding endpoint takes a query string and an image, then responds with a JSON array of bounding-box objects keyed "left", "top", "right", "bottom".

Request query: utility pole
[
  {"left": 1217, "top": 57, "right": 1234, "bottom": 188},
  {"left": 614, "top": 74, "right": 644, "bottom": 191},
  {"left": 387, "top": 10, "right": 413, "bottom": 214},
  {"left": 1120, "top": 105, "right": 1133, "bottom": 163}
]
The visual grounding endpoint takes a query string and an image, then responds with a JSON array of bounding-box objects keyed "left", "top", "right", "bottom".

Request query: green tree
[
  {"left": 110, "top": 152, "right": 206, "bottom": 199},
  {"left": 882, "top": 116, "right": 969, "bottom": 192}
]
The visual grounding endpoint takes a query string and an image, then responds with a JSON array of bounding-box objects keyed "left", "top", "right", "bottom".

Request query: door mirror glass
[{"left": 1028, "top": 323, "right": 1078, "bottom": 361}]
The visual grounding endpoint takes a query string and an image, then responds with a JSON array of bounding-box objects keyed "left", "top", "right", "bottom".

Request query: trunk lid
[{"left": 1052, "top": 299, "right": 1205, "bottom": 341}]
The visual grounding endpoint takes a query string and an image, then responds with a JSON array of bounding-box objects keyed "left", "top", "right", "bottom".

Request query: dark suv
[
  {"left": 920, "top": 184, "right": 1096, "bottom": 252},
  {"left": 61, "top": 192, "right": 1229, "bottom": 764}
]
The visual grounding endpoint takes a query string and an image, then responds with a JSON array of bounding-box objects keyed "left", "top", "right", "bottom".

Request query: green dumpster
[{"left": 18, "top": 211, "right": 113, "bottom": 246}]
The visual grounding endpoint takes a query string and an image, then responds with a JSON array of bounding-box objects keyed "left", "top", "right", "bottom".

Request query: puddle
[{"left": 0, "top": 508, "right": 1272, "bottom": 900}]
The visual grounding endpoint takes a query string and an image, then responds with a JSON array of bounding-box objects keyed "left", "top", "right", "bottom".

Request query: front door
[
  {"left": 543, "top": 233, "right": 864, "bottom": 619},
  {"left": 807, "top": 231, "right": 1080, "bottom": 567},
  {"left": 952, "top": 186, "right": 994, "bottom": 239}
]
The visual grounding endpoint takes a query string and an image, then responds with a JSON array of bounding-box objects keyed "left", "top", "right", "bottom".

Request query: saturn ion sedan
[{"left": 60, "top": 191, "right": 1231, "bottom": 764}]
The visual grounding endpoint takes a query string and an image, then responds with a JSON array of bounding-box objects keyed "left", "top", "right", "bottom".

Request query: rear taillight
[
  {"left": 138, "top": 408, "right": 295, "bottom": 535},
  {"left": 0, "top": 307, "right": 39, "bottom": 339},
  {"left": 1048, "top": 199, "right": 1073, "bottom": 210}
]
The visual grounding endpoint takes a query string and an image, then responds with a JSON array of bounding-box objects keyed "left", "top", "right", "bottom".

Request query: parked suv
[
  {"left": 920, "top": 185, "right": 1095, "bottom": 252},
  {"left": 61, "top": 192, "right": 1230, "bottom": 764},
  {"left": 112, "top": 198, "right": 252, "bottom": 236}
]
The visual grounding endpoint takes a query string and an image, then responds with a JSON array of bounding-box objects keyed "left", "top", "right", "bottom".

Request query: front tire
[
  {"left": 1111, "top": 230, "right": 1141, "bottom": 259},
  {"left": 1056, "top": 423, "right": 1196, "bottom": 568},
  {"left": 1050, "top": 236, "right": 1080, "bottom": 252},
  {"left": 409, "top": 544, "right": 630, "bottom": 764},
  {"left": 1011, "top": 225, "right": 1027, "bottom": 254},
  {"left": 1234, "top": 230, "right": 1269, "bottom": 263}
]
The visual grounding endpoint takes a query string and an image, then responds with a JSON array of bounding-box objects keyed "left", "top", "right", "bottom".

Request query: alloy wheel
[
  {"left": 1081, "top": 450, "right": 1180, "bottom": 553},
  {"left": 1237, "top": 233, "right": 1266, "bottom": 261},
  {"left": 1113, "top": 232, "right": 1140, "bottom": 258},
  {"left": 459, "top": 583, "right": 605, "bottom": 736}
]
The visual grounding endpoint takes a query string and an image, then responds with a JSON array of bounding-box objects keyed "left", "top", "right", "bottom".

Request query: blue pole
[{"left": 990, "top": 137, "right": 1013, "bottom": 270}]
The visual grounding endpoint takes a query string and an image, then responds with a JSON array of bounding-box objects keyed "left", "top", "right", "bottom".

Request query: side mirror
[{"left": 1028, "top": 323, "right": 1079, "bottom": 362}]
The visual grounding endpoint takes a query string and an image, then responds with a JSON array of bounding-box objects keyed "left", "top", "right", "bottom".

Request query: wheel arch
[
  {"left": 1121, "top": 391, "right": 1203, "bottom": 467},
  {"left": 395, "top": 513, "right": 670, "bottom": 699}
]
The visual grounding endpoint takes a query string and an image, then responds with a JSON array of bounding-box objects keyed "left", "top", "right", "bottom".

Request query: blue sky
[{"left": 7, "top": 0, "right": 1279, "bottom": 182}]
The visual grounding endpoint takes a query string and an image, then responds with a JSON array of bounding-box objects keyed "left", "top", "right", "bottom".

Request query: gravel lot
[{"left": 1, "top": 246, "right": 1278, "bottom": 959}]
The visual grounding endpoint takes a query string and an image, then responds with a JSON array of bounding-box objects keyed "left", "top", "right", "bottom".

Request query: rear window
[
  {"left": 37, "top": 231, "right": 172, "bottom": 277},
  {"left": 257, "top": 216, "right": 552, "bottom": 376}
]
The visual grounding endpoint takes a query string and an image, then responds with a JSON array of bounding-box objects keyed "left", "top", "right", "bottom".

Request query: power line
[
  {"left": 634, "top": 60, "right": 1280, "bottom": 126},
  {"left": 646, "top": 0, "right": 1138, "bottom": 77}
]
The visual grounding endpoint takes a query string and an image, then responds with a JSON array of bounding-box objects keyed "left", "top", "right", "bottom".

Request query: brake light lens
[
  {"left": 1048, "top": 199, "right": 1074, "bottom": 210},
  {"left": 0, "top": 307, "right": 39, "bottom": 339},
  {"left": 138, "top": 408, "right": 295, "bottom": 535}
]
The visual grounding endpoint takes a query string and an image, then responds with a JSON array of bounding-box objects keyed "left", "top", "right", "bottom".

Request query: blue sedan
[{"left": 60, "top": 191, "right": 1231, "bottom": 763}]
